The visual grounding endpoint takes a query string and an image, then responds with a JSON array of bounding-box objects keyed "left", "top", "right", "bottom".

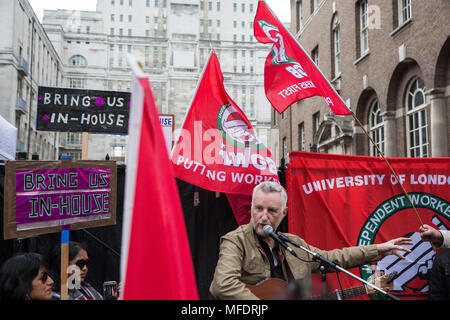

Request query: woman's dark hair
[
  {"left": 0, "top": 253, "right": 44, "bottom": 300},
  {"left": 45, "top": 241, "right": 87, "bottom": 292}
]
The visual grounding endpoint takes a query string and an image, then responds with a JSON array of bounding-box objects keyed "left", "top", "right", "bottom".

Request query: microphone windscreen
[{"left": 262, "top": 225, "right": 273, "bottom": 235}]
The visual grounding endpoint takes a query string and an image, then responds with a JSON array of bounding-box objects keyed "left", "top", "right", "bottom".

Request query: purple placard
[{"left": 15, "top": 168, "right": 111, "bottom": 226}]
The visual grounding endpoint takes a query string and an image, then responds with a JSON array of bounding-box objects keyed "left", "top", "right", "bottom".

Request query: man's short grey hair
[{"left": 252, "top": 181, "right": 287, "bottom": 211}]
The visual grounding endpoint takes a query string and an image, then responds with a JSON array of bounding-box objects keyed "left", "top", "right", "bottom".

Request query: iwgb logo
[
  {"left": 257, "top": 20, "right": 309, "bottom": 80},
  {"left": 357, "top": 193, "right": 449, "bottom": 299}
]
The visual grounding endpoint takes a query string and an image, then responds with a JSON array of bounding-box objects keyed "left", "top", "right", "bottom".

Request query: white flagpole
[{"left": 169, "top": 49, "right": 216, "bottom": 158}]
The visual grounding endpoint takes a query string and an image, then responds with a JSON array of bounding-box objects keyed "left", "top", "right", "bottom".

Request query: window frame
[{"left": 406, "top": 77, "right": 428, "bottom": 157}]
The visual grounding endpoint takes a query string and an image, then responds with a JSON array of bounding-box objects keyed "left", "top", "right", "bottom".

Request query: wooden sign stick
[{"left": 60, "top": 228, "right": 69, "bottom": 300}]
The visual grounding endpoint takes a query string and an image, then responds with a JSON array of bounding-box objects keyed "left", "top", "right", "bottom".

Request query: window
[
  {"left": 398, "top": 0, "right": 412, "bottom": 25},
  {"left": 68, "top": 133, "right": 82, "bottom": 145},
  {"left": 298, "top": 123, "right": 305, "bottom": 151},
  {"left": 333, "top": 25, "right": 341, "bottom": 76},
  {"left": 359, "top": 0, "right": 369, "bottom": 55},
  {"left": 369, "top": 100, "right": 385, "bottom": 156},
  {"left": 312, "top": 112, "right": 320, "bottom": 137},
  {"left": 282, "top": 137, "right": 288, "bottom": 160},
  {"left": 311, "top": 0, "right": 318, "bottom": 13},
  {"left": 311, "top": 46, "right": 319, "bottom": 66},
  {"left": 69, "top": 78, "right": 84, "bottom": 88},
  {"left": 297, "top": 1, "right": 303, "bottom": 31},
  {"left": 406, "top": 78, "right": 428, "bottom": 157},
  {"left": 68, "top": 55, "right": 87, "bottom": 66}
]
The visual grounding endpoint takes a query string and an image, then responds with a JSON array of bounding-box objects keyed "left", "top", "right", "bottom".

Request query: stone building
[
  {"left": 276, "top": 0, "right": 449, "bottom": 161},
  {"left": 42, "top": 0, "right": 276, "bottom": 164},
  {"left": 0, "top": 0, "right": 63, "bottom": 160}
]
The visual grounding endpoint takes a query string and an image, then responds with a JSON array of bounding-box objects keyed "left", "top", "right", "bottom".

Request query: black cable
[
  {"left": 335, "top": 270, "right": 345, "bottom": 300},
  {"left": 82, "top": 229, "right": 121, "bottom": 258}
]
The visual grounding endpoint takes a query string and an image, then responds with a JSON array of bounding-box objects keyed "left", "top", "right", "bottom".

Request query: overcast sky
[{"left": 28, "top": 0, "right": 291, "bottom": 23}]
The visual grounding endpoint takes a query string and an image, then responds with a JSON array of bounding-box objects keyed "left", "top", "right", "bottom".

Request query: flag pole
[
  {"left": 261, "top": 1, "right": 423, "bottom": 227},
  {"left": 169, "top": 49, "right": 216, "bottom": 158}
]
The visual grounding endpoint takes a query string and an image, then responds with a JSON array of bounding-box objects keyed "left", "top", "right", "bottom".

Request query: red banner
[
  {"left": 286, "top": 151, "right": 449, "bottom": 300},
  {"left": 171, "top": 51, "right": 279, "bottom": 196},
  {"left": 253, "top": 1, "right": 350, "bottom": 115}
]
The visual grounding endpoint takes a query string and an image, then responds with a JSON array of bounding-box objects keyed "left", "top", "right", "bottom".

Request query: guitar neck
[{"left": 310, "top": 284, "right": 367, "bottom": 300}]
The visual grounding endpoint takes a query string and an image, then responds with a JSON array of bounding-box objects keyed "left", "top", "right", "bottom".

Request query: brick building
[{"left": 274, "top": 0, "right": 449, "bottom": 161}]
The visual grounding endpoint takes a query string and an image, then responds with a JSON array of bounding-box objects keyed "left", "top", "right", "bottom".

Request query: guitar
[{"left": 243, "top": 273, "right": 394, "bottom": 300}]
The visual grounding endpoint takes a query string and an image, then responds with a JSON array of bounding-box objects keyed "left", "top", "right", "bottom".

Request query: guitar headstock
[{"left": 366, "top": 273, "right": 394, "bottom": 295}]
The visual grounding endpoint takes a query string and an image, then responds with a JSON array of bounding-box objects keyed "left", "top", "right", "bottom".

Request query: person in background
[
  {"left": 0, "top": 252, "right": 54, "bottom": 300},
  {"left": 47, "top": 241, "right": 103, "bottom": 300}
]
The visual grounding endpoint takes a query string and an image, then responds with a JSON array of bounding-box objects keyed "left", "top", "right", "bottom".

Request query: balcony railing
[
  {"left": 16, "top": 96, "right": 28, "bottom": 114},
  {"left": 18, "top": 57, "right": 29, "bottom": 75}
]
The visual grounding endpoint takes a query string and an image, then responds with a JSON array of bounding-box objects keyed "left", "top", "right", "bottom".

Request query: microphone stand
[{"left": 290, "top": 242, "right": 400, "bottom": 300}]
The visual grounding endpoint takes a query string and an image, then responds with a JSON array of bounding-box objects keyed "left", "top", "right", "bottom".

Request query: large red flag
[
  {"left": 120, "top": 56, "right": 198, "bottom": 300},
  {"left": 171, "top": 51, "right": 279, "bottom": 197},
  {"left": 254, "top": 1, "right": 351, "bottom": 115}
]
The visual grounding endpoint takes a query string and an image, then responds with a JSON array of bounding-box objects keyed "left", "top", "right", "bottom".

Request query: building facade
[
  {"left": 0, "top": 0, "right": 63, "bottom": 160},
  {"left": 41, "top": 0, "right": 277, "bottom": 164},
  {"left": 277, "top": 0, "right": 449, "bottom": 161}
]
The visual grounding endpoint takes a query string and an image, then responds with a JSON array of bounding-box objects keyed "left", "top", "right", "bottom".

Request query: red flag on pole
[
  {"left": 171, "top": 51, "right": 279, "bottom": 196},
  {"left": 120, "top": 56, "right": 198, "bottom": 300},
  {"left": 253, "top": 1, "right": 351, "bottom": 115}
]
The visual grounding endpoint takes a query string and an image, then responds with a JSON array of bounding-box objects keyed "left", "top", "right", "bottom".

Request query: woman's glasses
[
  {"left": 40, "top": 271, "right": 49, "bottom": 284},
  {"left": 75, "top": 259, "right": 89, "bottom": 269}
]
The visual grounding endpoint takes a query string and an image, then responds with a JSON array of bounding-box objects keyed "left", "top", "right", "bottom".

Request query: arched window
[
  {"left": 68, "top": 55, "right": 87, "bottom": 66},
  {"left": 406, "top": 77, "right": 428, "bottom": 157},
  {"left": 369, "top": 99, "right": 384, "bottom": 156}
]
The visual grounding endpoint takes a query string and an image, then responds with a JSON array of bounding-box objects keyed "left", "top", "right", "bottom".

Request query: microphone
[{"left": 262, "top": 225, "right": 298, "bottom": 258}]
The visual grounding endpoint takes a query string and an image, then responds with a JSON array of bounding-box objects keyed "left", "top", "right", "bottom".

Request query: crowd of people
[{"left": 0, "top": 182, "right": 448, "bottom": 300}]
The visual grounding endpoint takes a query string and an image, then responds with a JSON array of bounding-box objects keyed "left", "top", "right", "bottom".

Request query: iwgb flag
[
  {"left": 287, "top": 151, "right": 449, "bottom": 300},
  {"left": 120, "top": 55, "right": 198, "bottom": 299},
  {"left": 171, "top": 51, "right": 279, "bottom": 197},
  {"left": 254, "top": 1, "right": 351, "bottom": 115}
]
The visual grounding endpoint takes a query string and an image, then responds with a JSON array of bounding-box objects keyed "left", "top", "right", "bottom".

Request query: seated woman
[
  {"left": 0, "top": 252, "right": 54, "bottom": 300},
  {"left": 46, "top": 241, "right": 103, "bottom": 300}
]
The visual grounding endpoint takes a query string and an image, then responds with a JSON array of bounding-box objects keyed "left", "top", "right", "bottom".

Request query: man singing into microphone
[{"left": 209, "top": 181, "right": 412, "bottom": 300}]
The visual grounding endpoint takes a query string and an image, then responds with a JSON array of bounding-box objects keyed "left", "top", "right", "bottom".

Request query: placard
[
  {"left": 36, "top": 86, "right": 130, "bottom": 134},
  {"left": 3, "top": 159, "right": 117, "bottom": 239},
  {"left": 159, "top": 114, "right": 174, "bottom": 154}
]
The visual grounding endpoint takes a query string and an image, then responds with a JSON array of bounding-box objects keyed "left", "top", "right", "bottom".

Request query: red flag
[
  {"left": 254, "top": 1, "right": 351, "bottom": 115},
  {"left": 226, "top": 193, "right": 252, "bottom": 226},
  {"left": 120, "top": 56, "right": 198, "bottom": 300},
  {"left": 171, "top": 51, "right": 279, "bottom": 197}
]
